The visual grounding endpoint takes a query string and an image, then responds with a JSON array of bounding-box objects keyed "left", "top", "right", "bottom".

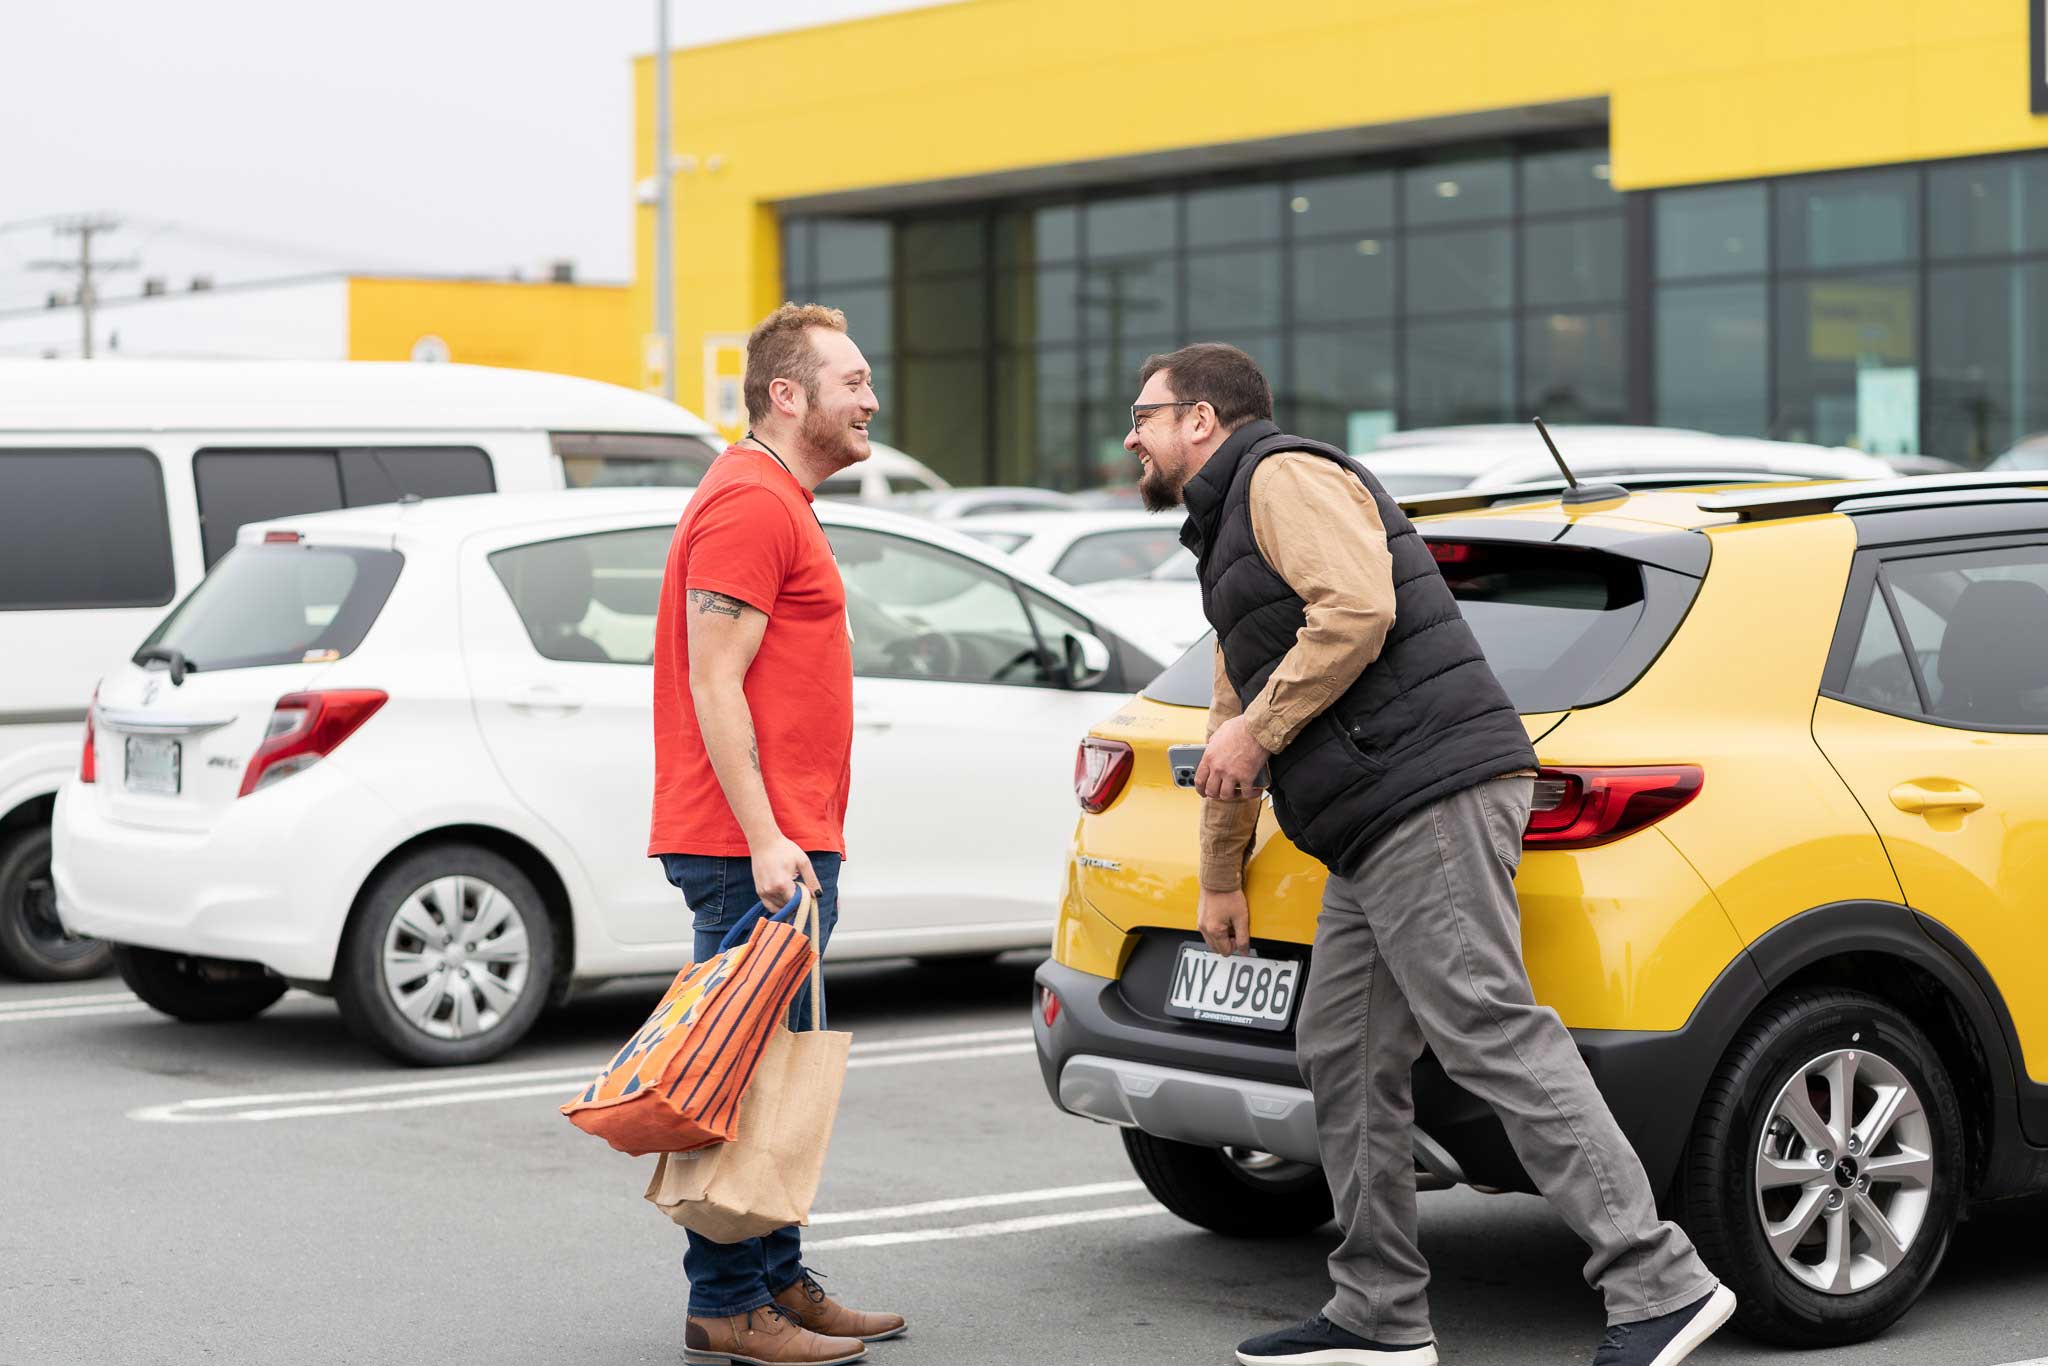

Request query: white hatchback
[{"left": 51, "top": 489, "right": 1173, "bottom": 1064}]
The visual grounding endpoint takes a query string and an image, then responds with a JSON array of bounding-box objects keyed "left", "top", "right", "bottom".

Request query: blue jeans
[{"left": 659, "top": 851, "right": 841, "bottom": 1318}]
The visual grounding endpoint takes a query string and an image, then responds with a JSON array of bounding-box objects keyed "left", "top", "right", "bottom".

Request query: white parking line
[
  {"left": 0, "top": 990, "right": 139, "bottom": 1013},
  {"left": 128, "top": 1027, "right": 1037, "bottom": 1123},
  {"left": 803, "top": 1201, "right": 1167, "bottom": 1252},
  {"left": 809, "top": 1180, "right": 1147, "bottom": 1226},
  {"left": 0, "top": 1001, "right": 150, "bottom": 1024}
]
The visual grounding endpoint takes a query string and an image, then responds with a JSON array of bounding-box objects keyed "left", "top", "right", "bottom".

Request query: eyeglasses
[{"left": 1130, "top": 400, "right": 1200, "bottom": 431}]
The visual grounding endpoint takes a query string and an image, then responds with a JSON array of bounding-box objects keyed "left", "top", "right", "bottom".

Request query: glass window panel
[
  {"left": 996, "top": 204, "right": 1078, "bottom": 266},
  {"left": 1772, "top": 272, "right": 1919, "bottom": 451},
  {"left": 897, "top": 353, "right": 987, "bottom": 483},
  {"left": 1841, "top": 587, "right": 1920, "bottom": 714},
  {"left": 1930, "top": 155, "right": 2048, "bottom": 259},
  {"left": 1886, "top": 546, "right": 2048, "bottom": 727},
  {"left": 1085, "top": 193, "right": 1178, "bottom": 257},
  {"left": 1403, "top": 154, "right": 1512, "bottom": 227},
  {"left": 1188, "top": 247, "right": 1283, "bottom": 332},
  {"left": 1294, "top": 236, "right": 1395, "bottom": 324},
  {"left": 900, "top": 215, "right": 986, "bottom": 276},
  {"left": 489, "top": 527, "right": 671, "bottom": 665},
  {"left": 0, "top": 449, "right": 173, "bottom": 609},
  {"left": 829, "top": 526, "right": 1052, "bottom": 687},
  {"left": 1522, "top": 310, "right": 1627, "bottom": 423},
  {"left": 781, "top": 219, "right": 812, "bottom": 292},
  {"left": 192, "top": 449, "right": 344, "bottom": 567},
  {"left": 1656, "top": 282, "right": 1768, "bottom": 435},
  {"left": 1288, "top": 170, "right": 1395, "bottom": 238},
  {"left": 1406, "top": 227, "right": 1513, "bottom": 314},
  {"left": 1776, "top": 170, "right": 1919, "bottom": 271},
  {"left": 1291, "top": 327, "right": 1397, "bottom": 449},
  {"left": 1051, "top": 528, "right": 1189, "bottom": 585},
  {"left": 867, "top": 357, "right": 896, "bottom": 447},
  {"left": 994, "top": 345, "right": 1081, "bottom": 487},
  {"left": 1522, "top": 146, "right": 1620, "bottom": 215},
  {"left": 1085, "top": 335, "right": 1189, "bottom": 488},
  {"left": 1927, "top": 261, "right": 2048, "bottom": 466},
  {"left": 901, "top": 273, "right": 986, "bottom": 351},
  {"left": 1524, "top": 217, "right": 1626, "bottom": 307},
  {"left": 1187, "top": 183, "right": 1282, "bottom": 247},
  {"left": 816, "top": 284, "right": 892, "bottom": 351},
  {"left": 996, "top": 266, "right": 1079, "bottom": 346},
  {"left": 812, "top": 218, "right": 892, "bottom": 282},
  {"left": 1404, "top": 318, "right": 1514, "bottom": 429},
  {"left": 1657, "top": 184, "right": 1768, "bottom": 280},
  {"left": 1081, "top": 256, "right": 1177, "bottom": 342}
]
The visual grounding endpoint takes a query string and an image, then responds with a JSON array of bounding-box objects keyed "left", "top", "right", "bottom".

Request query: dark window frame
[
  {"left": 0, "top": 446, "right": 175, "bottom": 611},
  {"left": 191, "top": 444, "right": 494, "bottom": 567}
]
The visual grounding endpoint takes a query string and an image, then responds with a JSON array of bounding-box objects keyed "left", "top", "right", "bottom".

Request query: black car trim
[{"left": 1408, "top": 518, "right": 1711, "bottom": 576}]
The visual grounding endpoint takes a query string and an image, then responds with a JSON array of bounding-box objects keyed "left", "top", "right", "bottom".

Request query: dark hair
[{"left": 1138, "top": 343, "right": 1274, "bottom": 430}]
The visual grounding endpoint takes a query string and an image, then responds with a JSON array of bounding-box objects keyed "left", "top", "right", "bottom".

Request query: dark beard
[{"left": 1138, "top": 462, "right": 1181, "bottom": 513}]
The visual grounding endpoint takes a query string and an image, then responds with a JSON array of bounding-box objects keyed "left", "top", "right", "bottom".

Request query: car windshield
[
  {"left": 137, "top": 542, "right": 403, "bottom": 672},
  {"left": 1143, "top": 539, "right": 1652, "bottom": 714}
]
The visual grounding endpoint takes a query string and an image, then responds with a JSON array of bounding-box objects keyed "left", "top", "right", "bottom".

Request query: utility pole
[
  {"left": 653, "top": 0, "right": 676, "bottom": 401},
  {"left": 30, "top": 216, "right": 137, "bottom": 359}
]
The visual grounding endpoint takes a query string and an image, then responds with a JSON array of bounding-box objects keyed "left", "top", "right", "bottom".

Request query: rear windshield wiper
[{"left": 133, "top": 645, "right": 199, "bottom": 686}]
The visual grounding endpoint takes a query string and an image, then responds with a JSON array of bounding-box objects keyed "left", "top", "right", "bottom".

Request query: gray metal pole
[
  {"left": 79, "top": 222, "right": 95, "bottom": 359},
  {"left": 654, "top": 0, "right": 675, "bottom": 401}
]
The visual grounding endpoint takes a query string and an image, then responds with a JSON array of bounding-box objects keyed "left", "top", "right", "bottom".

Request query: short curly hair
[{"left": 744, "top": 302, "right": 848, "bottom": 424}]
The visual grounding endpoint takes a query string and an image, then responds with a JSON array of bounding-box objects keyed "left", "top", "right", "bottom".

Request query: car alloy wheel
[
  {"left": 380, "top": 874, "right": 532, "bottom": 1042},
  {"left": 1754, "top": 1047, "right": 1933, "bottom": 1295}
]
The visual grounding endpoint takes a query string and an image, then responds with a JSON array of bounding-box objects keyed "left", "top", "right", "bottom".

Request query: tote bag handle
[{"left": 714, "top": 884, "right": 825, "bottom": 1031}]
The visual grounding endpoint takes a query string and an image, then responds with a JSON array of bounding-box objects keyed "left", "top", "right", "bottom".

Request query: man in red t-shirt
[{"left": 650, "top": 304, "right": 904, "bottom": 1366}]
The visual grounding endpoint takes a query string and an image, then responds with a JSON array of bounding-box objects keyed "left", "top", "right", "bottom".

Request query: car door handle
[
  {"left": 509, "top": 685, "right": 582, "bottom": 715},
  {"left": 852, "top": 708, "right": 892, "bottom": 733},
  {"left": 1889, "top": 780, "right": 1984, "bottom": 815}
]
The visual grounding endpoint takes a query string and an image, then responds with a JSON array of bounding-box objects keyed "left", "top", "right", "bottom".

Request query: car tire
[
  {"left": 1679, "top": 988, "right": 1962, "bottom": 1348},
  {"left": 0, "top": 827, "right": 114, "bottom": 982},
  {"left": 112, "top": 945, "right": 288, "bottom": 1022},
  {"left": 334, "top": 845, "right": 555, "bottom": 1067},
  {"left": 1121, "top": 1129, "right": 1333, "bottom": 1237}
]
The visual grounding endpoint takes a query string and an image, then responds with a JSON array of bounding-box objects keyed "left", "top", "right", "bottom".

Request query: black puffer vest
[{"left": 1179, "top": 420, "right": 1536, "bottom": 877}]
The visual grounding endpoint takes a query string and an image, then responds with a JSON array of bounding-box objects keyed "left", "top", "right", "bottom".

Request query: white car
[
  {"left": 1358, "top": 428, "right": 1895, "bottom": 496},
  {"left": 954, "top": 510, "right": 1189, "bottom": 585},
  {"left": 1075, "top": 551, "right": 1211, "bottom": 655},
  {"left": 813, "top": 441, "right": 950, "bottom": 503},
  {"left": 51, "top": 489, "right": 1173, "bottom": 1065},
  {"left": 889, "top": 486, "right": 1080, "bottom": 520}
]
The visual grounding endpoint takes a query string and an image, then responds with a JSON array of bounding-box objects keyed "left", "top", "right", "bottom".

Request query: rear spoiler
[{"left": 1394, "top": 471, "right": 1816, "bottom": 519}]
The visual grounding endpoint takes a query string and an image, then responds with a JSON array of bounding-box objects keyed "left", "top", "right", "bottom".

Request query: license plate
[
  {"left": 124, "top": 736, "right": 181, "bottom": 796},
  {"left": 1164, "top": 943, "right": 1301, "bottom": 1031}
]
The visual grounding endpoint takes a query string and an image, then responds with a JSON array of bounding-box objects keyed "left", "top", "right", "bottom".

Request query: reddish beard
[{"left": 799, "top": 399, "right": 864, "bottom": 469}]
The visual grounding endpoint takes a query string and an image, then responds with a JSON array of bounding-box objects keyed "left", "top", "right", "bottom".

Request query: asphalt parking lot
[{"left": 5, "top": 959, "right": 2048, "bottom": 1366}]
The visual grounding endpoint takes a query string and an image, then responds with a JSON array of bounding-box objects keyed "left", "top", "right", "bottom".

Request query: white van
[{"left": 0, "top": 360, "right": 720, "bottom": 980}]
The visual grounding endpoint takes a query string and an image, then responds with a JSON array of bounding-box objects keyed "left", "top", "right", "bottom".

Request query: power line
[{"left": 27, "top": 216, "right": 137, "bottom": 359}]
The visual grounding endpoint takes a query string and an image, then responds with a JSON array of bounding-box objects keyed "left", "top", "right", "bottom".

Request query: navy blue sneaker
[
  {"left": 1236, "top": 1313, "right": 1437, "bottom": 1366},
  {"left": 1591, "top": 1285, "right": 1737, "bottom": 1366}
]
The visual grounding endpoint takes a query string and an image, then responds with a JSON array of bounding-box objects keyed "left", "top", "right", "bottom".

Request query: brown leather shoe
[
  {"left": 684, "top": 1304, "right": 866, "bottom": 1365},
  {"left": 774, "top": 1270, "right": 908, "bottom": 1343}
]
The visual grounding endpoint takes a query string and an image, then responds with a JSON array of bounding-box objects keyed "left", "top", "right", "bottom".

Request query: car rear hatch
[
  {"left": 86, "top": 531, "right": 404, "bottom": 832},
  {"left": 1072, "top": 514, "right": 1713, "bottom": 946}
]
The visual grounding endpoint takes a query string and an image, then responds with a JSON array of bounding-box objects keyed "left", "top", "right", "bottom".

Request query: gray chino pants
[{"left": 1295, "top": 775, "right": 1716, "bottom": 1346}]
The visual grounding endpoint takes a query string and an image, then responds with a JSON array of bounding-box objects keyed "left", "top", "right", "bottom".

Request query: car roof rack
[
  {"left": 1696, "top": 471, "right": 2048, "bottom": 522},
  {"left": 1396, "top": 471, "right": 1812, "bottom": 518}
]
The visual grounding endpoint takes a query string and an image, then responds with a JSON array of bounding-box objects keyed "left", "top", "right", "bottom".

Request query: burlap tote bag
[{"left": 644, "top": 887, "right": 850, "bottom": 1242}]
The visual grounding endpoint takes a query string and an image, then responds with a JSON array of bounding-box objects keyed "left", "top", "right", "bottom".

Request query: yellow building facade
[
  {"left": 637, "top": 0, "right": 2048, "bottom": 481},
  {"left": 347, "top": 277, "right": 636, "bottom": 388}
]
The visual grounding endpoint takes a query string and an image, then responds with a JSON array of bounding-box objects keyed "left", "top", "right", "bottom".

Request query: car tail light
[
  {"left": 1040, "top": 986, "right": 1062, "bottom": 1029},
  {"left": 239, "top": 690, "right": 388, "bottom": 797},
  {"left": 1524, "top": 765, "right": 1703, "bottom": 850},
  {"left": 1427, "top": 540, "right": 1474, "bottom": 565},
  {"left": 80, "top": 686, "right": 99, "bottom": 783},
  {"left": 1074, "top": 738, "right": 1134, "bottom": 814}
]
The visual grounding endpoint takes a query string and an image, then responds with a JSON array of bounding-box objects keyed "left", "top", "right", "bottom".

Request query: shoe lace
[
  {"left": 795, "top": 1267, "right": 830, "bottom": 1305},
  {"left": 1596, "top": 1321, "right": 1630, "bottom": 1355},
  {"left": 747, "top": 1303, "right": 806, "bottom": 1335}
]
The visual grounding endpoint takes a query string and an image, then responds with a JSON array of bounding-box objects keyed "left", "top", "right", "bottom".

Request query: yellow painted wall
[
  {"left": 635, "top": 0, "right": 2048, "bottom": 414},
  {"left": 347, "top": 277, "right": 636, "bottom": 388}
]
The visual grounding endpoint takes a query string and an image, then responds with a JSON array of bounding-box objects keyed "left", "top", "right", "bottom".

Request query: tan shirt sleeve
[
  {"left": 1239, "top": 453, "right": 1397, "bottom": 755},
  {"left": 1198, "top": 644, "right": 1263, "bottom": 893}
]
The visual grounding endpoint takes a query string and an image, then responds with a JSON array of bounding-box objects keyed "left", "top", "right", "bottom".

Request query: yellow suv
[{"left": 1032, "top": 473, "right": 2048, "bottom": 1348}]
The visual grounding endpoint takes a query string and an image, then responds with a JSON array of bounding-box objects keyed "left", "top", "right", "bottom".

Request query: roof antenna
[{"left": 1533, "top": 417, "right": 1628, "bottom": 508}]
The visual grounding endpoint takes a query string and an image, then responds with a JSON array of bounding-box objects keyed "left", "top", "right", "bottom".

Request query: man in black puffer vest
[{"left": 1128, "top": 345, "right": 1730, "bottom": 1366}]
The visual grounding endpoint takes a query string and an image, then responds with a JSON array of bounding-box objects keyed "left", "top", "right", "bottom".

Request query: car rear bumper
[
  {"left": 1033, "top": 956, "right": 1743, "bottom": 1198},
  {"left": 50, "top": 764, "right": 400, "bottom": 982}
]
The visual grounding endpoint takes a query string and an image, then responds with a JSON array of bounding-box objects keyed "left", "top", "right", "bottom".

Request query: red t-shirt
[{"left": 648, "top": 446, "right": 854, "bottom": 857}]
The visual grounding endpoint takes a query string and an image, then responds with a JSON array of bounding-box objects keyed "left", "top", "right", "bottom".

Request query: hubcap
[
  {"left": 1754, "top": 1047, "right": 1934, "bottom": 1295},
  {"left": 20, "top": 864, "right": 99, "bottom": 963},
  {"left": 1223, "top": 1147, "right": 1319, "bottom": 1183},
  {"left": 381, "top": 875, "right": 531, "bottom": 1041}
]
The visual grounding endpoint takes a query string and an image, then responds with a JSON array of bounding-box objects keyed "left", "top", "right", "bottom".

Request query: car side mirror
[{"left": 1061, "top": 630, "right": 1113, "bottom": 691}]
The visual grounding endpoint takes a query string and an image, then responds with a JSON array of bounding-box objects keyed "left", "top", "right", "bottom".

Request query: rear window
[
  {"left": 193, "top": 446, "right": 493, "bottom": 566},
  {"left": 553, "top": 432, "right": 718, "bottom": 488},
  {"left": 1143, "top": 540, "right": 1658, "bottom": 714},
  {"left": 138, "top": 543, "right": 402, "bottom": 672},
  {"left": 0, "top": 448, "right": 174, "bottom": 610}
]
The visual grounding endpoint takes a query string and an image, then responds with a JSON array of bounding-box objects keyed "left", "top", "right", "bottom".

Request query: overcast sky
[{"left": 0, "top": 1, "right": 942, "bottom": 313}]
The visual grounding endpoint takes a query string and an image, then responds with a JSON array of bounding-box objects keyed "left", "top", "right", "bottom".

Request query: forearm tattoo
[{"left": 689, "top": 589, "right": 747, "bottom": 619}]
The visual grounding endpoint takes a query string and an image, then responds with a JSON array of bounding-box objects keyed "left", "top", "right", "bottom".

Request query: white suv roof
[{"left": 0, "top": 360, "right": 717, "bottom": 435}]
